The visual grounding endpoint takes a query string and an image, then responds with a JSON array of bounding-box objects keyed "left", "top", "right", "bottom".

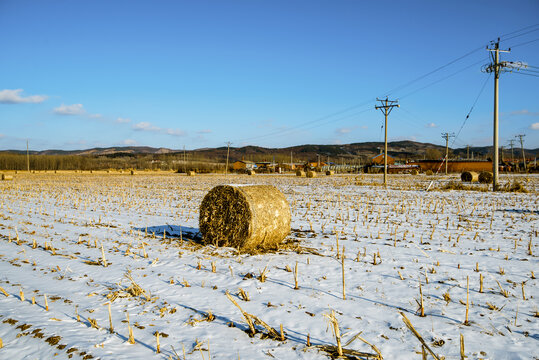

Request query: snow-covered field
[{"left": 0, "top": 172, "right": 537, "bottom": 360}]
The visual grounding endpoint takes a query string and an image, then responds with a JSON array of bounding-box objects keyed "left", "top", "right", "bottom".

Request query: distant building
[
  {"left": 408, "top": 160, "right": 492, "bottom": 172},
  {"left": 371, "top": 153, "right": 395, "bottom": 165},
  {"left": 232, "top": 160, "right": 256, "bottom": 171}
]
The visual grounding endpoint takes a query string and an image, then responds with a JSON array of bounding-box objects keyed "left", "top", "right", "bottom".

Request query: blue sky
[{"left": 1, "top": 0, "right": 538, "bottom": 151}]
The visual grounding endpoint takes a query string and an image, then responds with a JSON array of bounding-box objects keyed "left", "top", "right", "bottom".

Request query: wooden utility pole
[
  {"left": 225, "top": 141, "right": 232, "bottom": 177},
  {"left": 507, "top": 139, "right": 515, "bottom": 163},
  {"left": 26, "top": 140, "right": 30, "bottom": 172},
  {"left": 441, "top": 132, "right": 455, "bottom": 174},
  {"left": 467, "top": 145, "right": 470, "bottom": 160},
  {"left": 183, "top": 145, "right": 186, "bottom": 173},
  {"left": 375, "top": 98, "right": 399, "bottom": 185},
  {"left": 516, "top": 134, "right": 526, "bottom": 171}
]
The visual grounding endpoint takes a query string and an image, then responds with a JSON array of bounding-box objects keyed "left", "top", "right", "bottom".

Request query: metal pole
[
  {"left": 384, "top": 104, "right": 388, "bottom": 185},
  {"left": 493, "top": 42, "right": 499, "bottom": 190},
  {"left": 27, "top": 139, "right": 30, "bottom": 172},
  {"left": 225, "top": 142, "right": 231, "bottom": 177}
]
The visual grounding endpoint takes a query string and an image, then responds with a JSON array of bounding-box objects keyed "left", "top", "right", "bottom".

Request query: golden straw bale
[
  {"left": 186, "top": 170, "right": 196, "bottom": 176},
  {"left": 199, "top": 185, "right": 291, "bottom": 251},
  {"left": 325, "top": 170, "right": 335, "bottom": 176},
  {"left": 410, "top": 169, "right": 419, "bottom": 175},
  {"left": 461, "top": 171, "right": 479, "bottom": 182},
  {"left": 246, "top": 169, "right": 256, "bottom": 175},
  {"left": 1, "top": 174, "right": 13, "bottom": 181},
  {"left": 478, "top": 171, "right": 493, "bottom": 184},
  {"left": 295, "top": 170, "right": 305, "bottom": 177},
  {"left": 306, "top": 170, "right": 317, "bottom": 178}
]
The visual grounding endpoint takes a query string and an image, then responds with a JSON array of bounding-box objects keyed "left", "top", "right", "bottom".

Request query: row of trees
[{"left": 0, "top": 153, "right": 225, "bottom": 172}]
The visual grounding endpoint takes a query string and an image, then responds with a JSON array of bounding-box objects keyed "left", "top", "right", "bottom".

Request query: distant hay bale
[
  {"left": 295, "top": 170, "right": 305, "bottom": 177},
  {"left": 306, "top": 170, "right": 317, "bottom": 178},
  {"left": 325, "top": 170, "right": 335, "bottom": 176},
  {"left": 1, "top": 174, "right": 13, "bottom": 181},
  {"left": 186, "top": 170, "right": 196, "bottom": 176},
  {"left": 425, "top": 170, "right": 434, "bottom": 176},
  {"left": 478, "top": 171, "right": 493, "bottom": 184},
  {"left": 199, "top": 185, "right": 291, "bottom": 251},
  {"left": 130, "top": 170, "right": 136, "bottom": 175},
  {"left": 246, "top": 169, "right": 256, "bottom": 175},
  {"left": 410, "top": 169, "right": 419, "bottom": 175},
  {"left": 461, "top": 171, "right": 479, "bottom": 182}
]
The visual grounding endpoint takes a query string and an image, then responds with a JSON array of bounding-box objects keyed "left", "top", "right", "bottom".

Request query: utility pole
[
  {"left": 441, "top": 132, "right": 455, "bottom": 174},
  {"left": 466, "top": 145, "right": 470, "bottom": 160},
  {"left": 225, "top": 141, "right": 232, "bottom": 177},
  {"left": 183, "top": 145, "right": 186, "bottom": 173},
  {"left": 507, "top": 139, "right": 515, "bottom": 163},
  {"left": 375, "top": 98, "right": 399, "bottom": 185},
  {"left": 500, "top": 146, "right": 504, "bottom": 163},
  {"left": 482, "top": 38, "right": 525, "bottom": 189},
  {"left": 26, "top": 139, "right": 30, "bottom": 172},
  {"left": 516, "top": 134, "right": 526, "bottom": 171}
]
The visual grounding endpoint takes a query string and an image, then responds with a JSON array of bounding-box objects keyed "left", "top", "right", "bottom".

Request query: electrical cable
[
  {"left": 451, "top": 73, "right": 491, "bottom": 147},
  {"left": 500, "top": 27, "right": 539, "bottom": 42},
  {"left": 509, "top": 37, "right": 539, "bottom": 48},
  {"left": 382, "top": 47, "right": 484, "bottom": 98},
  {"left": 499, "top": 23, "right": 539, "bottom": 39},
  {"left": 398, "top": 57, "right": 487, "bottom": 100}
]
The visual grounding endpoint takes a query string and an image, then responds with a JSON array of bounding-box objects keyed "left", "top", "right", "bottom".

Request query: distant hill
[{"left": 1, "top": 141, "right": 537, "bottom": 161}]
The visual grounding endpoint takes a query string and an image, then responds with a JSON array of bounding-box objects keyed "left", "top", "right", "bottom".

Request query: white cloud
[
  {"left": 425, "top": 122, "right": 437, "bottom": 128},
  {"left": 116, "top": 117, "right": 131, "bottom": 124},
  {"left": 336, "top": 126, "right": 358, "bottom": 135},
  {"left": 0, "top": 133, "right": 4, "bottom": 138},
  {"left": 54, "top": 103, "right": 85, "bottom": 115},
  {"left": 0, "top": 89, "right": 47, "bottom": 104},
  {"left": 88, "top": 113, "right": 102, "bottom": 119},
  {"left": 360, "top": 125, "right": 368, "bottom": 130},
  {"left": 511, "top": 109, "right": 539, "bottom": 116},
  {"left": 197, "top": 129, "right": 212, "bottom": 134},
  {"left": 121, "top": 139, "right": 138, "bottom": 145},
  {"left": 132, "top": 121, "right": 186, "bottom": 137},
  {"left": 530, "top": 122, "right": 539, "bottom": 130}
]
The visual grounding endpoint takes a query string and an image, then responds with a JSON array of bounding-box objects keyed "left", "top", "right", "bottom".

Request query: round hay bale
[
  {"left": 186, "top": 170, "right": 196, "bottom": 176},
  {"left": 130, "top": 170, "right": 135, "bottom": 175},
  {"left": 246, "top": 169, "right": 256, "bottom": 176},
  {"left": 325, "top": 170, "right": 335, "bottom": 176},
  {"left": 425, "top": 170, "right": 434, "bottom": 176},
  {"left": 295, "top": 170, "right": 305, "bottom": 177},
  {"left": 478, "top": 171, "right": 493, "bottom": 184},
  {"left": 306, "top": 170, "right": 317, "bottom": 178},
  {"left": 199, "top": 185, "right": 291, "bottom": 251},
  {"left": 461, "top": 171, "right": 479, "bottom": 182},
  {"left": 410, "top": 169, "right": 419, "bottom": 175},
  {"left": 1, "top": 174, "right": 13, "bottom": 181}
]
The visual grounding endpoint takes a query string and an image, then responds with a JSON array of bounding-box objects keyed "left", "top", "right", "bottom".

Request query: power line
[
  {"left": 509, "top": 37, "right": 539, "bottom": 48},
  {"left": 232, "top": 99, "right": 374, "bottom": 144},
  {"left": 501, "top": 27, "right": 539, "bottom": 42},
  {"left": 382, "top": 46, "right": 484, "bottom": 98},
  {"left": 399, "top": 58, "right": 488, "bottom": 100},
  {"left": 452, "top": 73, "right": 492, "bottom": 146},
  {"left": 499, "top": 23, "right": 539, "bottom": 39}
]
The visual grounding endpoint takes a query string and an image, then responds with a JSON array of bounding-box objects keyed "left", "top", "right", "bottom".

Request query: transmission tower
[
  {"left": 482, "top": 38, "right": 526, "bottom": 190},
  {"left": 441, "top": 133, "right": 455, "bottom": 174},
  {"left": 375, "top": 98, "right": 399, "bottom": 185}
]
